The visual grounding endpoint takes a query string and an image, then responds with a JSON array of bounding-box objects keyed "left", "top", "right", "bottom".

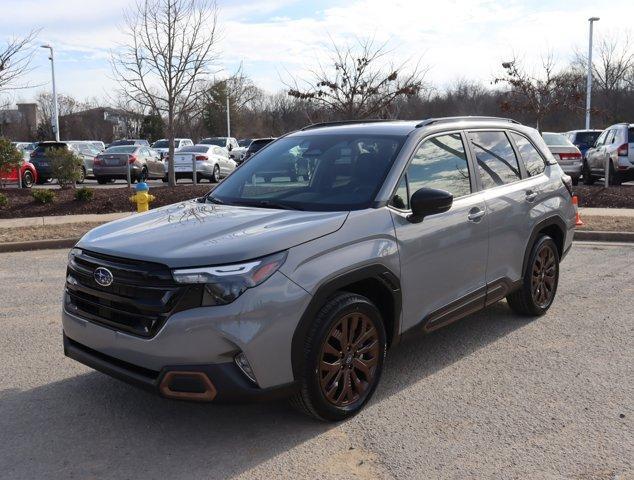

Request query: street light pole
[
  {"left": 226, "top": 92, "right": 231, "bottom": 138},
  {"left": 585, "top": 17, "right": 599, "bottom": 130},
  {"left": 41, "top": 44, "right": 60, "bottom": 141}
]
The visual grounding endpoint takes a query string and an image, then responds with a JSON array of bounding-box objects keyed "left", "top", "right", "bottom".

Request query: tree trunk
[{"left": 167, "top": 110, "right": 176, "bottom": 187}]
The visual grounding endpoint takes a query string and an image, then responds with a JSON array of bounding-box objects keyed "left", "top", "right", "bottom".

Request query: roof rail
[
  {"left": 300, "top": 119, "right": 395, "bottom": 131},
  {"left": 415, "top": 116, "right": 520, "bottom": 128}
]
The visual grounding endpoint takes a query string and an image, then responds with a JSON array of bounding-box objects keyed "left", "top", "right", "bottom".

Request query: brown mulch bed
[
  {"left": 575, "top": 185, "right": 634, "bottom": 209},
  {"left": 577, "top": 216, "right": 634, "bottom": 232},
  {"left": 0, "top": 185, "right": 212, "bottom": 219}
]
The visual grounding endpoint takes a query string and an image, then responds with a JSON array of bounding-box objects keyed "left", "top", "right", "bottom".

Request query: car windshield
[
  {"left": 574, "top": 131, "right": 601, "bottom": 146},
  {"left": 105, "top": 146, "right": 137, "bottom": 153},
  {"left": 238, "top": 139, "right": 251, "bottom": 147},
  {"left": 152, "top": 140, "right": 169, "bottom": 148},
  {"left": 542, "top": 133, "right": 571, "bottom": 147},
  {"left": 208, "top": 133, "right": 405, "bottom": 211},
  {"left": 179, "top": 146, "right": 210, "bottom": 153},
  {"left": 201, "top": 138, "right": 226, "bottom": 147}
]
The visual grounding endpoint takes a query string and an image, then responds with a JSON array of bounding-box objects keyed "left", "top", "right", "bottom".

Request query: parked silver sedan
[
  {"left": 542, "top": 132, "right": 582, "bottom": 185},
  {"left": 164, "top": 145, "right": 236, "bottom": 182},
  {"left": 94, "top": 145, "right": 164, "bottom": 184}
]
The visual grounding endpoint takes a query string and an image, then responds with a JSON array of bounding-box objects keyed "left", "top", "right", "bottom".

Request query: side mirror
[{"left": 408, "top": 187, "right": 453, "bottom": 223}]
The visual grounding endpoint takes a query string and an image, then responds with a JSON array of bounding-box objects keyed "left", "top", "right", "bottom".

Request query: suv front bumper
[
  {"left": 62, "top": 271, "right": 311, "bottom": 399},
  {"left": 63, "top": 334, "right": 298, "bottom": 402}
]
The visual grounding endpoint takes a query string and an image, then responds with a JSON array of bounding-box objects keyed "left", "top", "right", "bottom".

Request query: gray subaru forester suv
[{"left": 62, "top": 117, "right": 575, "bottom": 421}]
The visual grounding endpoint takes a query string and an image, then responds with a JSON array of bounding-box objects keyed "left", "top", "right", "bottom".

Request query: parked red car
[{"left": 0, "top": 160, "right": 38, "bottom": 188}]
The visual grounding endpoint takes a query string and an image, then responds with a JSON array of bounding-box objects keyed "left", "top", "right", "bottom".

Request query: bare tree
[
  {"left": 111, "top": 0, "right": 219, "bottom": 186},
  {"left": 574, "top": 34, "right": 634, "bottom": 124},
  {"left": 0, "top": 29, "right": 41, "bottom": 106},
  {"left": 287, "top": 37, "right": 427, "bottom": 120},
  {"left": 494, "top": 54, "right": 584, "bottom": 130}
]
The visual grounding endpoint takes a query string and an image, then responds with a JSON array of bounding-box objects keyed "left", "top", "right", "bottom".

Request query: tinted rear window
[
  {"left": 542, "top": 133, "right": 571, "bottom": 146},
  {"left": 201, "top": 138, "right": 227, "bottom": 147},
  {"left": 105, "top": 146, "right": 136, "bottom": 153},
  {"left": 35, "top": 143, "right": 68, "bottom": 153},
  {"left": 629, "top": 128, "right": 634, "bottom": 143},
  {"left": 110, "top": 140, "right": 135, "bottom": 146},
  {"left": 152, "top": 140, "right": 169, "bottom": 148},
  {"left": 179, "top": 146, "right": 210, "bottom": 153}
]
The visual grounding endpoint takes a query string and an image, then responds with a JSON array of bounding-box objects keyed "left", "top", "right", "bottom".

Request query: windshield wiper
[
  {"left": 234, "top": 200, "right": 303, "bottom": 211},
  {"left": 204, "top": 195, "right": 225, "bottom": 205}
]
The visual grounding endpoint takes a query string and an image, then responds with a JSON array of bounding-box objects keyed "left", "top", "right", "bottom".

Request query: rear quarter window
[{"left": 510, "top": 132, "right": 546, "bottom": 176}]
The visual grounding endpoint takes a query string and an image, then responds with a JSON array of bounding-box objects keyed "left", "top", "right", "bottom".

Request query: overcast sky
[{"left": 2, "top": 0, "right": 633, "bottom": 105}]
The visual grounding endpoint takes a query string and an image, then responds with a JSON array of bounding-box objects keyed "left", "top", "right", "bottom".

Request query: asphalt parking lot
[{"left": 0, "top": 243, "right": 632, "bottom": 479}]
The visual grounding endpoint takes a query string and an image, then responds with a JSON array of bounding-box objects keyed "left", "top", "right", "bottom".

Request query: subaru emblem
[{"left": 94, "top": 267, "right": 114, "bottom": 287}]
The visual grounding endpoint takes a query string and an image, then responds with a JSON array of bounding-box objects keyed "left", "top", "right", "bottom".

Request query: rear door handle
[
  {"left": 468, "top": 208, "right": 485, "bottom": 222},
  {"left": 525, "top": 190, "right": 538, "bottom": 202}
]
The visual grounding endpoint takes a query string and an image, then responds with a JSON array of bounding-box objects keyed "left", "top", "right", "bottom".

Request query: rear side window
[
  {"left": 605, "top": 130, "right": 616, "bottom": 145},
  {"left": 510, "top": 133, "right": 546, "bottom": 177},
  {"left": 406, "top": 133, "right": 472, "bottom": 199},
  {"left": 468, "top": 131, "right": 521, "bottom": 189},
  {"left": 629, "top": 128, "right": 634, "bottom": 143}
]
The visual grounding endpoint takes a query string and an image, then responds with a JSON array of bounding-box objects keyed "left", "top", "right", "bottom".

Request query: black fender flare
[{"left": 522, "top": 215, "right": 567, "bottom": 277}]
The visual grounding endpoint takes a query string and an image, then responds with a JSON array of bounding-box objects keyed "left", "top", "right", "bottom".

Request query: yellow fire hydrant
[{"left": 129, "top": 182, "right": 155, "bottom": 213}]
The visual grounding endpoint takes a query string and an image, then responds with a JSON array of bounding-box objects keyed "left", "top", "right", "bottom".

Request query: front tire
[
  {"left": 211, "top": 164, "right": 220, "bottom": 183},
  {"left": 290, "top": 292, "right": 386, "bottom": 421},
  {"left": 507, "top": 236, "right": 559, "bottom": 316}
]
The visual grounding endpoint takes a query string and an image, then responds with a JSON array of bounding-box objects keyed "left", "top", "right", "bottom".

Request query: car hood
[{"left": 77, "top": 200, "right": 348, "bottom": 268}]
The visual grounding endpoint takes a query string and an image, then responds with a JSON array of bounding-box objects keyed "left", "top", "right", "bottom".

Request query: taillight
[
  {"left": 559, "top": 152, "right": 582, "bottom": 160},
  {"left": 195, "top": 155, "right": 208, "bottom": 161},
  {"left": 617, "top": 143, "right": 628, "bottom": 156},
  {"left": 94, "top": 157, "right": 102, "bottom": 165},
  {"left": 128, "top": 154, "right": 137, "bottom": 164}
]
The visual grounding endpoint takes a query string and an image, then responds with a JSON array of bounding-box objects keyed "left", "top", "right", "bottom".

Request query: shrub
[
  {"left": 74, "top": 186, "right": 94, "bottom": 201},
  {"left": 0, "top": 192, "right": 8, "bottom": 208},
  {"left": 0, "top": 137, "right": 23, "bottom": 189},
  {"left": 47, "top": 147, "right": 83, "bottom": 188},
  {"left": 32, "top": 189, "right": 56, "bottom": 204}
]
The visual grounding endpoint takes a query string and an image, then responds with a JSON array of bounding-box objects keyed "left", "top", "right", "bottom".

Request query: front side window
[
  {"left": 605, "top": 130, "right": 616, "bottom": 145},
  {"left": 594, "top": 130, "right": 607, "bottom": 147},
  {"left": 510, "top": 132, "right": 546, "bottom": 177},
  {"left": 405, "top": 133, "right": 472, "bottom": 199},
  {"left": 209, "top": 134, "right": 405, "bottom": 211},
  {"left": 469, "top": 131, "right": 521, "bottom": 189}
]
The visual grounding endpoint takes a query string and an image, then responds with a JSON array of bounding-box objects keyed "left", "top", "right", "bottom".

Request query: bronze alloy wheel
[
  {"left": 531, "top": 243, "right": 557, "bottom": 308},
  {"left": 319, "top": 312, "right": 380, "bottom": 407}
]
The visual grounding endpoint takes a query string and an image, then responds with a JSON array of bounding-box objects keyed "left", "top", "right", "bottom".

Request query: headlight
[
  {"left": 172, "top": 251, "right": 287, "bottom": 305},
  {"left": 68, "top": 247, "right": 82, "bottom": 264}
]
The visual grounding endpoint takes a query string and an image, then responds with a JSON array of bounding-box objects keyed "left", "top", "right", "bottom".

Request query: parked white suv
[
  {"left": 152, "top": 138, "right": 194, "bottom": 159},
  {"left": 584, "top": 123, "right": 634, "bottom": 185}
]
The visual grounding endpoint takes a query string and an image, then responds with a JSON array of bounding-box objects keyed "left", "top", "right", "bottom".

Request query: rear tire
[
  {"left": 21, "top": 170, "right": 34, "bottom": 188},
  {"left": 571, "top": 177, "right": 579, "bottom": 186},
  {"left": 138, "top": 167, "right": 148, "bottom": 183},
  {"left": 76, "top": 166, "right": 86, "bottom": 184},
  {"left": 96, "top": 177, "right": 109, "bottom": 185},
  {"left": 289, "top": 292, "right": 386, "bottom": 421},
  {"left": 211, "top": 164, "right": 220, "bottom": 183},
  {"left": 507, "top": 236, "right": 559, "bottom": 316}
]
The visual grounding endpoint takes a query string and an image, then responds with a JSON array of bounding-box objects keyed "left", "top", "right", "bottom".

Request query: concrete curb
[
  {"left": 0, "top": 212, "right": 132, "bottom": 229},
  {"left": 574, "top": 230, "right": 634, "bottom": 243},
  {"left": 0, "top": 237, "right": 80, "bottom": 253}
]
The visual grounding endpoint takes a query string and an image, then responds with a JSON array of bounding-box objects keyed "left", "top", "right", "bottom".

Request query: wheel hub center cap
[{"left": 344, "top": 353, "right": 354, "bottom": 365}]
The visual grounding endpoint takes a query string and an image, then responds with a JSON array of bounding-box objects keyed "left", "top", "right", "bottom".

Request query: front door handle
[
  {"left": 468, "top": 208, "right": 485, "bottom": 222},
  {"left": 525, "top": 190, "right": 538, "bottom": 202}
]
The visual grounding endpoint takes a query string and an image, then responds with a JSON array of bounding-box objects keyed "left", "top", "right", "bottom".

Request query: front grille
[{"left": 65, "top": 249, "right": 199, "bottom": 337}]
